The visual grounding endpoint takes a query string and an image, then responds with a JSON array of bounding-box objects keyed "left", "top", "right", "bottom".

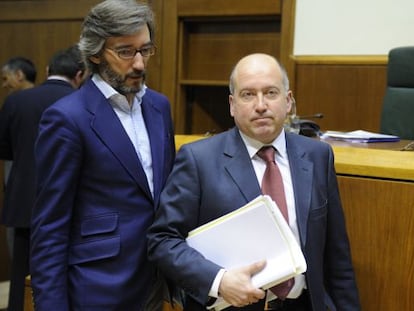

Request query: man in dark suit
[
  {"left": 30, "top": 1, "right": 175, "bottom": 311},
  {"left": 1, "top": 57, "right": 37, "bottom": 187},
  {"left": 1, "top": 56, "right": 37, "bottom": 265},
  {"left": 148, "top": 53, "right": 361, "bottom": 311},
  {"left": 0, "top": 46, "right": 85, "bottom": 311}
]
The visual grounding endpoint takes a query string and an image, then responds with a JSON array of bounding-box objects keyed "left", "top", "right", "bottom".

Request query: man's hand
[{"left": 218, "top": 260, "right": 266, "bottom": 307}]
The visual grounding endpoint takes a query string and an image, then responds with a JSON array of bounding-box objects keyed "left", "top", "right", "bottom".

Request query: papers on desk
[
  {"left": 186, "top": 195, "right": 307, "bottom": 311},
  {"left": 321, "top": 130, "right": 400, "bottom": 143}
]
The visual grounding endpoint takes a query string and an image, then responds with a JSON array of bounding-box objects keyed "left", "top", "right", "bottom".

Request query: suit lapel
[
  {"left": 223, "top": 128, "right": 262, "bottom": 203},
  {"left": 285, "top": 134, "right": 313, "bottom": 247},
  {"left": 141, "top": 93, "right": 164, "bottom": 201},
  {"left": 83, "top": 81, "right": 153, "bottom": 201}
]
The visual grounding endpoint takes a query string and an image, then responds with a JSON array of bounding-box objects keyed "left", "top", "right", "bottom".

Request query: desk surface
[
  {"left": 324, "top": 139, "right": 414, "bottom": 181},
  {"left": 175, "top": 135, "right": 414, "bottom": 182}
]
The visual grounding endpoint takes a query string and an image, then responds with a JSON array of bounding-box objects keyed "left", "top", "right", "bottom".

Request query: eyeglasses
[{"left": 105, "top": 45, "right": 156, "bottom": 60}]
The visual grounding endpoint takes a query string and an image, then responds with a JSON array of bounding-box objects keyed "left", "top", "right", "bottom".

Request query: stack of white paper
[
  {"left": 186, "top": 195, "right": 307, "bottom": 310},
  {"left": 321, "top": 130, "right": 400, "bottom": 143}
]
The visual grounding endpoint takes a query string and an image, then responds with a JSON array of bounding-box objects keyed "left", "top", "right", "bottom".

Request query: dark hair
[
  {"left": 47, "top": 45, "right": 85, "bottom": 79},
  {"left": 3, "top": 57, "right": 37, "bottom": 83}
]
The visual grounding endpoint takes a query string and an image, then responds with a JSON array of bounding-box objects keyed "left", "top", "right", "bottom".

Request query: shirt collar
[
  {"left": 239, "top": 129, "right": 287, "bottom": 159},
  {"left": 47, "top": 75, "right": 72, "bottom": 84}
]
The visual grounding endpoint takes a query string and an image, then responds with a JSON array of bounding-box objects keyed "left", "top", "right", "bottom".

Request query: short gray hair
[{"left": 78, "top": 0, "right": 155, "bottom": 73}]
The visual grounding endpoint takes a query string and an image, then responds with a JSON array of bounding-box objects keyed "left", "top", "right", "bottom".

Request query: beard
[{"left": 98, "top": 59, "right": 146, "bottom": 96}]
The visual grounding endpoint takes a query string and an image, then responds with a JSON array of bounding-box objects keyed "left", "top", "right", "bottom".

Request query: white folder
[{"left": 186, "top": 195, "right": 307, "bottom": 310}]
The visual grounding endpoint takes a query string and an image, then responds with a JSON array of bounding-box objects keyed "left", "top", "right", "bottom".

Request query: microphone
[
  {"left": 298, "top": 113, "right": 324, "bottom": 119},
  {"left": 295, "top": 113, "right": 323, "bottom": 137}
]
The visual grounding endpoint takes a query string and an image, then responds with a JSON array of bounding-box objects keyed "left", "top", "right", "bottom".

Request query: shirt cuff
[{"left": 208, "top": 268, "right": 226, "bottom": 298}]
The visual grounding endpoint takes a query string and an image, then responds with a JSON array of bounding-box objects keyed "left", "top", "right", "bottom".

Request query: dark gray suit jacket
[
  {"left": 148, "top": 127, "right": 360, "bottom": 311},
  {"left": 0, "top": 79, "right": 75, "bottom": 227}
]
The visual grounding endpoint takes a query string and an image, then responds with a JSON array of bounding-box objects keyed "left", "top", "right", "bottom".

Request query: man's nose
[
  {"left": 255, "top": 93, "right": 267, "bottom": 109},
  {"left": 132, "top": 53, "right": 145, "bottom": 70}
]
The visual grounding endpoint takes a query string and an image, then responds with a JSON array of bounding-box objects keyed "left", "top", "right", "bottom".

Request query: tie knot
[{"left": 257, "top": 146, "right": 276, "bottom": 163}]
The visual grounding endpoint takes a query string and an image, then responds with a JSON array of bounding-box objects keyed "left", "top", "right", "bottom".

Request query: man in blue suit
[
  {"left": 148, "top": 54, "right": 360, "bottom": 311},
  {"left": 30, "top": 1, "right": 175, "bottom": 310},
  {"left": 0, "top": 46, "right": 85, "bottom": 311}
]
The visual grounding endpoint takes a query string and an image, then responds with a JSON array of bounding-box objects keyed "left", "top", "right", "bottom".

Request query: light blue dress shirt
[{"left": 91, "top": 74, "right": 153, "bottom": 197}]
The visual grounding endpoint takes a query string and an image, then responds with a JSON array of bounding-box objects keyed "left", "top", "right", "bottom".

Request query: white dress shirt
[{"left": 91, "top": 74, "right": 154, "bottom": 196}]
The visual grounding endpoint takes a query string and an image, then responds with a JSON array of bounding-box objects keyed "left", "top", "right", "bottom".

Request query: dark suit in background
[
  {"left": 0, "top": 46, "right": 84, "bottom": 311},
  {"left": 1, "top": 56, "right": 37, "bottom": 263}
]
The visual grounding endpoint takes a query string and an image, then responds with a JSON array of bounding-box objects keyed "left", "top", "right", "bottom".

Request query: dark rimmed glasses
[{"left": 105, "top": 45, "right": 156, "bottom": 60}]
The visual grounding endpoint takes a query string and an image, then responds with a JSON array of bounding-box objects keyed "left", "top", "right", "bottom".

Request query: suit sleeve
[
  {"left": 147, "top": 144, "right": 221, "bottom": 306},
  {"left": 30, "top": 105, "right": 82, "bottom": 311}
]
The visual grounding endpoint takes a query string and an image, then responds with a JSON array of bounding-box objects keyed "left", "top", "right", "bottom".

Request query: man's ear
[
  {"left": 229, "top": 94, "right": 235, "bottom": 117},
  {"left": 89, "top": 55, "right": 101, "bottom": 65},
  {"left": 72, "top": 70, "right": 87, "bottom": 89},
  {"left": 15, "top": 69, "right": 25, "bottom": 81},
  {"left": 286, "top": 91, "right": 293, "bottom": 112}
]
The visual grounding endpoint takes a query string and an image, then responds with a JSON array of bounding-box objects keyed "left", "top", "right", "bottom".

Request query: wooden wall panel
[
  {"left": 293, "top": 57, "right": 388, "bottom": 133},
  {"left": 177, "top": 0, "right": 280, "bottom": 16},
  {"left": 170, "top": 0, "right": 285, "bottom": 134},
  {"left": 338, "top": 176, "right": 414, "bottom": 311},
  {"left": 184, "top": 30, "right": 280, "bottom": 82},
  {"left": 0, "top": 1, "right": 101, "bottom": 103}
]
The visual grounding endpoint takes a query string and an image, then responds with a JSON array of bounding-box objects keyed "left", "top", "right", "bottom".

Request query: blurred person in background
[
  {"left": 1, "top": 56, "right": 37, "bottom": 305},
  {"left": 0, "top": 45, "right": 85, "bottom": 311},
  {"left": 1, "top": 57, "right": 36, "bottom": 94}
]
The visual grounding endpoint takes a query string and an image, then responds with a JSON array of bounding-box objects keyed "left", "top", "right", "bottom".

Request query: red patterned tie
[{"left": 257, "top": 146, "right": 294, "bottom": 300}]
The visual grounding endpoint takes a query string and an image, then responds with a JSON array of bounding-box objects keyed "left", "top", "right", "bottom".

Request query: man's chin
[
  {"left": 117, "top": 82, "right": 143, "bottom": 95},
  {"left": 252, "top": 127, "right": 279, "bottom": 143},
  {"left": 128, "top": 77, "right": 144, "bottom": 88}
]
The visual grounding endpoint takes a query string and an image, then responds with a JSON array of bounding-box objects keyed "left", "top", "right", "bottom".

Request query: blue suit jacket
[
  {"left": 30, "top": 79, "right": 175, "bottom": 310},
  {"left": 0, "top": 79, "right": 75, "bottom": 227},
  {"left": 148, "top": 127, "right": 360, "bottom": 311}
]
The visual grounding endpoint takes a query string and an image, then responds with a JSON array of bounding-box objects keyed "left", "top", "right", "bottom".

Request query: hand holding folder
[{"left": 186, "top": 195, "right": 307, "bottom": 310}]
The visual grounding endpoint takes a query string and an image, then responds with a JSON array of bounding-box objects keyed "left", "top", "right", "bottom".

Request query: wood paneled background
[
  {"left": 294, "top": 56, "right": 388, "bottom": 132},
  {"left": 1, "top": 0, "right": 388, "bottom": 135}
]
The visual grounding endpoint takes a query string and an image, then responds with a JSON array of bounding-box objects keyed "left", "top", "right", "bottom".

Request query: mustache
[{"left": 126, "top": 71, "right": 145, "bottom": 79}]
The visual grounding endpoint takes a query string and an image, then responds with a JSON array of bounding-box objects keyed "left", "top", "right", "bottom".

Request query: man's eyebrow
[{"left": 112, "top": 41, "right": 153, "bottom": 49}]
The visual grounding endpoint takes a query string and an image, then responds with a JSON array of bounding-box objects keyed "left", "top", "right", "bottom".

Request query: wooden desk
[
  {"left": 326, "top": 139, "right": 414, "bottom": 180},
  {"left": 326, "top": 139, "right": 414, "bottom": 311},
  {"left": 174, "top": 135, "right": 414, "bottom": 310}
]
